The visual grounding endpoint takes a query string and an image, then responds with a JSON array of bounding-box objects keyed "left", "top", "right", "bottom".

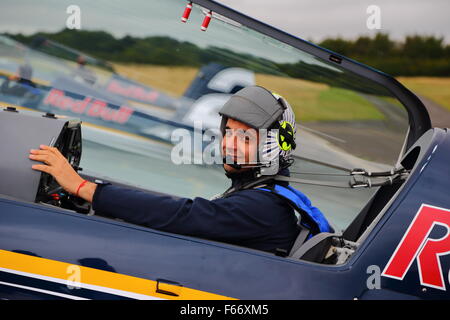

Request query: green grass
[
  {"left": 311, "top": 87, "right": 384, "bottom": 122},
  {"left": 255, "top": 73, "right": 384, "bottom": 122},
  {"left": 115, "top": 63, "right": 387, "bottom": 122},
  {"left": 397, "top": 77, "right": 450, "bottom": 111}
]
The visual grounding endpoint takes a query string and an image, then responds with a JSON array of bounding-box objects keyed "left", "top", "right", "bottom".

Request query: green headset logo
[{"left": 277, "top": 120, "right": 295, "bottom": 151}]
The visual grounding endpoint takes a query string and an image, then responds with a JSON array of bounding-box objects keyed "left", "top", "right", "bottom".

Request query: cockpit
[{"left": 0, "top": 0, "right": 430, "bottom": 265}]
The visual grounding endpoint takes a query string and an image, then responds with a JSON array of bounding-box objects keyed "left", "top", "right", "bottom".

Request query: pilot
[
  {"left": 0, "top": 64, "right": 39, "bottom": 97},
  {"left": 29, "top": 86, "right": 332, "bottom": 255},
  {"left": 72, "top": 55, "right": 97, "bottom": 85}
]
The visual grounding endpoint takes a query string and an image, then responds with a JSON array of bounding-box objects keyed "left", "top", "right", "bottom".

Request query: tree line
[
  {"left": 320, "top": 33, "right": 450, "bottom": 76},
  {"left": 5, "top": 29, "right": 450, "bottom": 77}
]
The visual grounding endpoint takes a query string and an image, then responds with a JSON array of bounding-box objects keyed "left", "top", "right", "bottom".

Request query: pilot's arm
[
  {"left": 91, "top": 183, "right": 297, "bottom": 244},
  {"left": 29, "top": 145, "right": 298, "bottom": 250}
]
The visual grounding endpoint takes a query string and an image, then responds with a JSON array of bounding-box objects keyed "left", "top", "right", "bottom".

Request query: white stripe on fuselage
[
  {"left": 0, "top": 267, "right": 165, "bottom": 300},
  {"left": 0, "top": 281, "right": 89, "bottom": 300}
]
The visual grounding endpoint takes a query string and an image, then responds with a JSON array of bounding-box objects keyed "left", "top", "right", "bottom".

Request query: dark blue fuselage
[{"left": 1, "top": 128, "right": 449, "bottom": 299}]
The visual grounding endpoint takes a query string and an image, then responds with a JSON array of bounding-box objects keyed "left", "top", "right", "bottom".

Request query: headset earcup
[{"left": 277, "top": 120, "right": 295, "bottom": 151}]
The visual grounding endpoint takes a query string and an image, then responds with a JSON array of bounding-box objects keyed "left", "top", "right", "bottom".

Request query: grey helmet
[{"left": 218, "top": 85, "right": 297, "bottom": 175}]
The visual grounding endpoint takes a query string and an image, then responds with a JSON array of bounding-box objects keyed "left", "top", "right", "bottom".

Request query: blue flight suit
[{"left": 92, "top": 169, "right": 330, "bottom": 254}]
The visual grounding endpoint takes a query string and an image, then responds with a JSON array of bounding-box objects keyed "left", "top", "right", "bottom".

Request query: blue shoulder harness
[{"left": 257, "top": 184, "right": 333, "bottom": 235}]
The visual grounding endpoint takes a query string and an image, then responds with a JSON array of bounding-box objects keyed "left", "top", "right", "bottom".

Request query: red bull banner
[{"left": 43, "top": 88, "right": 134, "bottom": 124}]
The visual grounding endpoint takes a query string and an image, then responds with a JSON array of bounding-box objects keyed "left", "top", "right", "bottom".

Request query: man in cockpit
[
  {"left": 0, "top": 64, "right": 39, "bottom": 97},
  {"left": 29, "top": 86, "right": 332, "bottom": 254},
  {"left": 72, "top": 55, "right": 97, "bottom": 85}
]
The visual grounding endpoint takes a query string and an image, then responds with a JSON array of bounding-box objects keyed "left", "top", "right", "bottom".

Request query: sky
[
  {"left": 218, "top": 0, "right": 450, "bottom": 43},
  {"left": 0, "top": 0, "right": 323, "bottom": 64},
  {"left": 0, "top": 0, "right": 449, "bottom": 44}
]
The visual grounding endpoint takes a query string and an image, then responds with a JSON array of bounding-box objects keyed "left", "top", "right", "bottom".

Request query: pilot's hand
[{"left": 29, "top": 145, "right": 97, "bottom": 202}]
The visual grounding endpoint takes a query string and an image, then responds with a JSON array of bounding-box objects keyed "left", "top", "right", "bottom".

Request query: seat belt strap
[{"left": 289, "top": 226, "right": 311, "bottom": 258}]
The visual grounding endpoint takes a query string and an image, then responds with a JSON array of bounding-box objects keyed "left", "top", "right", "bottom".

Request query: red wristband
[{"left": 75, "top": 180, "right": 88, "bottom": 197}]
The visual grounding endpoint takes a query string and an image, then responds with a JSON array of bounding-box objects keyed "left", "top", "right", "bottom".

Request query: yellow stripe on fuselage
[{"left": 0, "top": 249, "right": 234, "bottom": 300}]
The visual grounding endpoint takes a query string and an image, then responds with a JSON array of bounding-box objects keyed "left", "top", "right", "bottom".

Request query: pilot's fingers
[
  {"left": 31, "top": 164, "right": 53, "bottom": 175},
  {"left": 31, "top": 148, "right": 63, "bottom": 159},
  {"left": 29, "top": 153, "right": 54, "bottom": 165},
  {"left": 39, "top": 144, "right": 61, "bottom": 155},
  {"left": 30, "top": 149, "right": 52, "bottom": 156}
]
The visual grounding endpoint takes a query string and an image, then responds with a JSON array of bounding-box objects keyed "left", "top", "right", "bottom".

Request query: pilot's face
[{"left": 222, "top": 118, "right": 259, "bottom": 173}]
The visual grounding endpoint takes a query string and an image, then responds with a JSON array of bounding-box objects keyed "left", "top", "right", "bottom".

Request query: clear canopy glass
[{"left": 0, "top": 0, "right": 411, "bottom": 230}]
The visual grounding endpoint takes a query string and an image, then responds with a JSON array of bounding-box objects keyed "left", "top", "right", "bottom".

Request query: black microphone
[{"left": 223, "top": 156, "right": 242, "bottom": 170}]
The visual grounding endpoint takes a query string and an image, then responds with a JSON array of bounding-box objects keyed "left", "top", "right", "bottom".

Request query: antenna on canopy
[
  {"left": 202, "top": 9, "right": 242, "bottom": 28},
  {"left": 201, "top": 10, "right": 213, "bottom": 31},
  {"left": 181, "top": 1, "right": 193, "bottom": 23}
]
